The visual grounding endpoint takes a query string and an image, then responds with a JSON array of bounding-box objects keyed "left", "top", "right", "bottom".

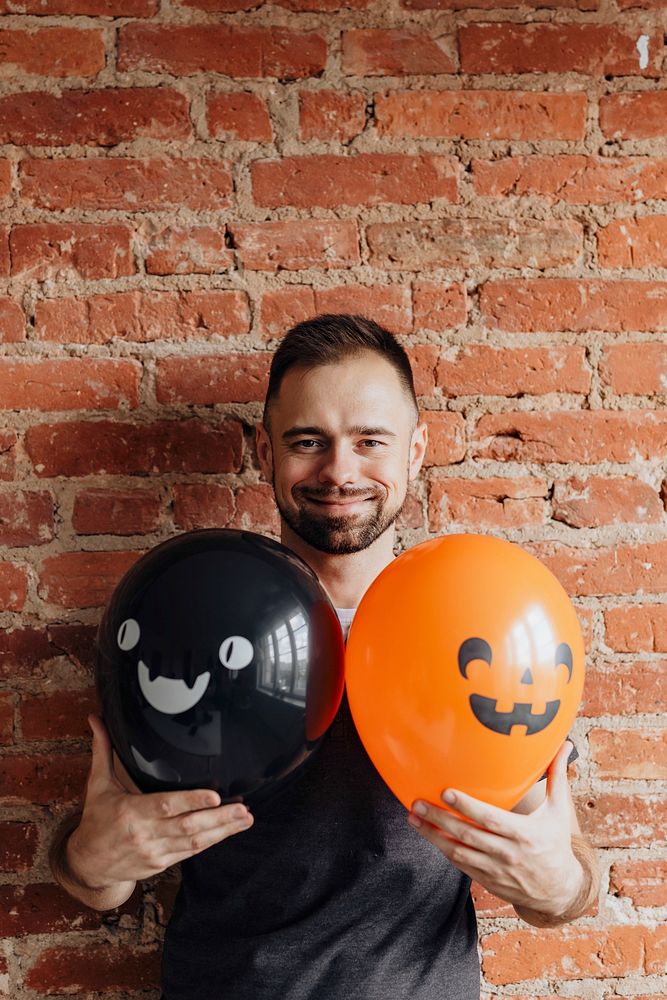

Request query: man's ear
[
  {"left": 255, "top": 422, "right": 273, "bottom": 481},
  {"left": 409, "top": 419, "right": 428, "bottom": 482}
]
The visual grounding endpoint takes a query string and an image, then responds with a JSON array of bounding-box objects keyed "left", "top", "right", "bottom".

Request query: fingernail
[
  {"left": 408, "top": 813, "right": 422, "bottom": 828},
  {"left": 232, "top": 805, "right": 248, "bottom": 819},
  {"left": 413, "top": 801, "right": 427, "bottom": 816},
  {"left": 442, "top": 790, "right": 456, "bottom": 805}
]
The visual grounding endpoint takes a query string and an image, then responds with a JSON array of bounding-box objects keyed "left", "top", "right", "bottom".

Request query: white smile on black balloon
[{"left": 138, "top": 660, "right": 210, "bottom": 715}]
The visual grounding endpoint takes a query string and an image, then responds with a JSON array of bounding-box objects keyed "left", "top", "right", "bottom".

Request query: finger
[
  {"left": 410, "top": 802, "right": 514, "bottom": 858},
  {"left": 408, "top": 814, "right": 490, "bottom": 880},
  {"left": 162, "top": 802, "right": 251, "bottom": 842},
  {"left": 87, "top": 714, "right": 117, "bottom": 789},
  {"left": 161, "top": 814, "right": 255, "bottom": 864},
  {"left": 545, "top": 739, "right": 572, "bottom": 807},
  {"left": 144, "top": 787, "right": 223, "bottom": 821},
  {"left": 432, "top": 790, "right": 521, "bottom": 839}
]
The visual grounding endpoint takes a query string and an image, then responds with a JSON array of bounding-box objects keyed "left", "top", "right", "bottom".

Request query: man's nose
[{"left": 317, "top": 443, "right": 358, "bottom": 486}]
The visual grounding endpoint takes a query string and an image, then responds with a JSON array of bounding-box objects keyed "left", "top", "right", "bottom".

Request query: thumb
[
  {"left": 87, "top": 713, "right": 116, "bottom": 790},
  {"left": 545, "top": 739, "right": 572, "bottom": 809}
]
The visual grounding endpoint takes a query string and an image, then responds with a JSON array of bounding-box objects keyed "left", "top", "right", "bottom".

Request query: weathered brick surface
[{"left": 2, "top": 3, "right": 667, "bottom": 997}]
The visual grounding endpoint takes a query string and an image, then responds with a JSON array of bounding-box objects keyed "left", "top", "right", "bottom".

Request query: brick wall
[{"left": 0, "top": 0, "right": 666, "bottom": 995}]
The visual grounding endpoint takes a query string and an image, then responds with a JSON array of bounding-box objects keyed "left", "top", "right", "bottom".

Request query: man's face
[{"left": 257, "top": 352, "right": 426, "bottom": 555}]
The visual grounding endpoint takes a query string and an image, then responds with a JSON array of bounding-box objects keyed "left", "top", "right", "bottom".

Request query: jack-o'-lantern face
[{"left": 457, "top": 636, "right": 573, "bottom": 736}]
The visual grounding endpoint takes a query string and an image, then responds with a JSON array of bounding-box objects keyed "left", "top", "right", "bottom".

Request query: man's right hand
[{"left": 61, "top": 714, "right": 254, "bottom": 910}]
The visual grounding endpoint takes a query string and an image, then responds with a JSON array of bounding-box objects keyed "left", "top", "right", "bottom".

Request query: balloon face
[
  {"left": 345, "top": 534, "right": 585, "bottom": 811},
  {"left": 96, "top": 529, "right": 345, "bottom": 802}
]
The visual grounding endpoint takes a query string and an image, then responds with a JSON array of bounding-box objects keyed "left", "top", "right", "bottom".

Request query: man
[{"left": 51, "top": 314, "right": 599, "bottom": 999}]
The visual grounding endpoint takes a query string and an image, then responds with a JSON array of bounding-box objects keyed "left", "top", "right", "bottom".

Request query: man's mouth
[{"left": 138, "top": 660, "right": 210, "bottom": 715}]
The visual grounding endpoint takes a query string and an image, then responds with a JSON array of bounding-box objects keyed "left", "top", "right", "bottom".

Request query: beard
[{"left": 274, "top": 481, "right": 406, "bottom": 555}]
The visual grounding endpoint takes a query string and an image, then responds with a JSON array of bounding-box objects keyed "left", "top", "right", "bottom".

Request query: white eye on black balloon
[
  {"left": 117, "top": 618, "right": 141, "bottom": 651},
  {"left": 219, "top": 636, "right": 254, "bottom": 671}
]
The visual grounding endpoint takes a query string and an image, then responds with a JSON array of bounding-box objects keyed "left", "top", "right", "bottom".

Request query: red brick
[
  {"left": 412, "top": 282, "right": 466, "bottom": 332},
  {"left": 119, "top": 24, "right": 326, "bottom": 79},
  {"left": 577, "top": 792, "right": 667, "bottom": 847},
  {"left": 552, "top": 475, "right": 663, "bottom": 528},
  {"left": 610, "top": 859, "right": 667, "bottom": 908},
  {"left": 231, "top": 484, "right": 280, "bottom": 535},
  {"left": 601, "top": 91, "right": 667, "bottom": 139},
  {"left": 423, "top": 412, "right": 466, "bottom": 466},
  {"left": 0, "top": 430, "right": 16, "bottom": 481},
  {"left": 590, "top": 728, "right": 667, "bottom": 780},
  {"left": 0, "top": 298, "right": 25, "bottom": 344},
  {"left": 21, "top": 688, "right": 97, "bottom": 741},
  {"left": 0, "top": 359, "right": 140, "bottom": 411},
  {"left": 397, "top": 488, "right": 423, "bottom": 530},
  {"left": 473, "top": 155, "right": 667, "bottom": 204},
  {"left": 471, "top": 882, "right": 515, "bottom": 919},
  {"left": 536, "top": 540, "right": 667, "bottom": 597},
  {"left": 0, "top": 692, "right": 12, "bottom": 745},
  {"left": 481, "top": 279, "right": 667, "bottom": 332},
  {"left": 34, "top": 290, "right": 249, "bottom": 344},
  {"left": 460, "top": 23, "right": 661, "bottom": 76},
  {"left": 0, "top": 89, "right": 191, "bottom": 146},
  {"left": 0, "top": 562, "right": 28, "bottom": 611},
  {"left": 429, "top": 477, "right": 548, "bottom": 531},
  {"left": 599, "top": 217, "right": 667, "bottom": 268},
  {"left": 299, "top": 90, "right": 366, "bottom": 141},
  {"left": 231, "top": 220, "right": 360, "bottom": 271},
  {"left": 481, "top": 925, "right": 647, "bottom": 984},
  {"left": 260, "top": 287, "right": 316, "bottom": 340},
  {"left": 437, "top": 345, "right": 589, "bottom": 397},
  {"left": 0, "top": 624, "right": 96, "bottom": 681},
  {"left": 25, "top": 944, "right": 161, "bottom": 993},
  {"left": 0, "top": 226, "right": 8, "bottom": 275},
  {"left": 581, "top": 660, "right": 667, "bottom": 717},
  {"left": 157, "top": 352, "right": 271, "bottom": 405},
  {"left": 10, "top": 224, "right": 133, "bottom": 280},
  {"left": 315, "top": 285, "right": 412, "bottom": 333},
  {"left": 180, "top": 0, "right": 369, "bottom": 7},
  {"left": 0, "top": 491, "right": 54, "bottom": 546},
  {"left": 604, "top": 605, "right": 667, "bottom": 652},
  {"left": 408, "top": 0, "right": 597, "bottom": 5},
  {"left": 0, "top": 0, "right": 156, "bottom": 11},
  {"left": 173, "top": 483, "right": 235, "bottom": 530},
  {"left": 375, "top": 90, "right": 586, "bottom": 140},
  {"left": 0, "top": 753, "right": 89, "bottom": 804},
  {"left": 0, "top": 821, "right": 38, "bottom": 872},
  {"left": 21, "top": 157, "right": 232, "bottom": 211},
  {"left": 39, "top": 550, "right": 140, "bottom": 609},
  {"left": 408, "top": 345, "right": 438, "bottom": 397},
  {"left": 26, "top": 419, "right": 243, "bottom": 477},
  {"left": 0, "top": 159, "right": 10, "bottom": 200},
  {"left": 367, "top": 218, "right": 581, "bottom": 269},
  {"left": 476, "top": 411, "right": 667, "bottom": 463},
  {"left": 252, "top": 154, "right": 458, "bottom": 208},
  {"left": 0, "top": 28, "right": 104, "bottom": 77},
  {"left": 73, "top": 488, "right": 161, "bottom": 536},
  {"left": 0, "top": 883, "right": 112, "bottom": 937},
  {"left": 601, "top": 343, "right": 667, "bottom": 396},
  {"left": 207, "top": 92, "right": 272, "bottom": 141},
  {"left": 146, "top": 227, "right": 232, "bottom": 276},
  {"left": 341, "top": 29, "right": 454, "bottom": 75}
]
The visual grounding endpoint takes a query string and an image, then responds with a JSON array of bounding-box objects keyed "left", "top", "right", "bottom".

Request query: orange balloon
[{"left": 346, "top": 534, "right": 585, "bottom": 811}]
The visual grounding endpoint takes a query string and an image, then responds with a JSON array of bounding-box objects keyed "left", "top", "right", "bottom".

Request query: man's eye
[
  {"left": 362, "top": 440, "right": 383, "bottom": 448},
  {"left": 295, "top": 439, "right": 321, "bottom": 449}
]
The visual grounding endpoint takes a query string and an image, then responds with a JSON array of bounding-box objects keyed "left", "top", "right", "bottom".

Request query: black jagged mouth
[{"left": 469, "top": 694, "right": 560, "bottom": 736}]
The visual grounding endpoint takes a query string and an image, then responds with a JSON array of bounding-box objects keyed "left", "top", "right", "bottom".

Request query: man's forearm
[
  {"left": 514, "top": 834, "right": 600, "bottom": 928},
  {"left": 50, "top": 811, "right": 136, "bottom": 912}
]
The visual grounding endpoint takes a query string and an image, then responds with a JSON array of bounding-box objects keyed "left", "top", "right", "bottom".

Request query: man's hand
[
  {"left": 59, "top": 715, "right": 253, "bottom": 909},
  {"left": 407, "top": 740, "right": 596, "bottom": 925}
]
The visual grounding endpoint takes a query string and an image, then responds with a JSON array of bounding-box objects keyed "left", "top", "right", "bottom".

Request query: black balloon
[{"left": 96, "top": 529, "right": 345, "bottom": 802}]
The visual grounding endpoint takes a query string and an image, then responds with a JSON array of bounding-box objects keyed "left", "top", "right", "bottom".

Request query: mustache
[{"left": 295, "top": 487, "right": 382, "bottom": 502}]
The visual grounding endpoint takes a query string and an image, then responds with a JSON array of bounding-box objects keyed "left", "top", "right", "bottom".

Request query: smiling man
[{"left": 51, "top": 314, "right": 599, "bottom": 1000}]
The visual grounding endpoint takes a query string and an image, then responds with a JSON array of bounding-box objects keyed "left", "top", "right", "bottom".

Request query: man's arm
[
  {"left": 407, "top": 740, "right": 600, "bottom": 927},
  {"left": 50, "top": 714, "right": 254, "bottom": 912}
]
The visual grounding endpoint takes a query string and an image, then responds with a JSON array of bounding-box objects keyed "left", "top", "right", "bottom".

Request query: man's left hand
[{"left": 408, "top": 740, "right": 585, "bottom": 921}]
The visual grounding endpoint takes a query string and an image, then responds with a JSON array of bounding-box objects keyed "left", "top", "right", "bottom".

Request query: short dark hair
[{"left": 263, "top": 313, "right": 418, "bottom": 430}]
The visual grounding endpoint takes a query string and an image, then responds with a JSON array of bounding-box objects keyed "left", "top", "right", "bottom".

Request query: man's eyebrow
[{"left": 281, "top": 425, "right": 397, "bottom": 441}]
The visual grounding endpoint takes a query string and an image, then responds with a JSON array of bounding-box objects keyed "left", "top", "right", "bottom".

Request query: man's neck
[{"left": 280, "top": 522, "right": 396, "bottom": 609}]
